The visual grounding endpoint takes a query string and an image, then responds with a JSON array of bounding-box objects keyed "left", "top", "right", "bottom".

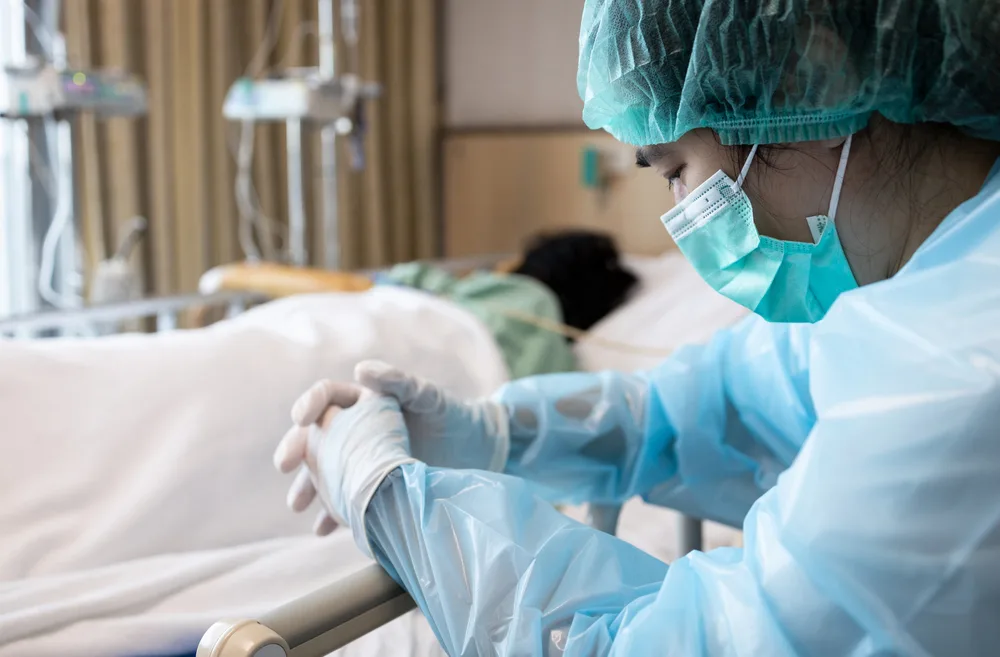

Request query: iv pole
[
  {"left": 232, "top": 0, "right": 373, "bottom": 269},
  {"left": 2, "top": 0, "right": 146, "bottom": 327},
  {"left": 318, "top": 0, "right": 340, "bottom": 270},
  {"left": 23, "top": 0, "right": 79, "bottom": 314},
  {"left": 0, "top": 1, "right": 34, "bottom": 320}
]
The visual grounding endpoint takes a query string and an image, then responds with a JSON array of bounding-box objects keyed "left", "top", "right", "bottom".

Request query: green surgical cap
[{"left": 578, "top": 0, "right": 1000, "bottom": 146}]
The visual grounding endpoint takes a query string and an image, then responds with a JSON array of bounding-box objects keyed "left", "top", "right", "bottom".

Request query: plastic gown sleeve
[
  {"left": 364, "top": 244, "right": 1000, "bottom": 654},
  {"left": 496, "top": 315, "right": 815, "bottom": 526}
]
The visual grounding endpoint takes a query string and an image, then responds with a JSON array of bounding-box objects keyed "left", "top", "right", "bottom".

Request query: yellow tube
[{"left": 199, "top": 262, "right": 374, "bottom": 298}]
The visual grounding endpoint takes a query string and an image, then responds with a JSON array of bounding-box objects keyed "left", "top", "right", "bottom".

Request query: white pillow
[{"left": 574, "top": 251, "right": 749, "bottom": 373}]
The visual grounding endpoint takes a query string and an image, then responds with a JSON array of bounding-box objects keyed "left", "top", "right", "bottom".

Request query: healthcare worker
[{"left": 275, "top": 1, "right": 1000, "bottom": 654}]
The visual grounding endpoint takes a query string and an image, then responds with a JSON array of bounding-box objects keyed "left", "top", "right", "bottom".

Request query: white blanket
[{"left": 0, "top": 287, "right": 508, "bottom": 656}]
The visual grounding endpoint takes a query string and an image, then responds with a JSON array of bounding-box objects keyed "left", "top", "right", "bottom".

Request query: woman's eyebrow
[{"left": 635, "top": 147, "right": 651, "bottom": 168}]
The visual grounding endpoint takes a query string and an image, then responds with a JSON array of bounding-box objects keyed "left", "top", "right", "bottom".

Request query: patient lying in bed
[{"left": 203, "top": 230, "right": 638, "bottom": 379}]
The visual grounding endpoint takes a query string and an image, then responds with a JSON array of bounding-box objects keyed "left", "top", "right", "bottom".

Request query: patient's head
[{"left": 513, "top": 230, "right": 638, "bottom": 333}]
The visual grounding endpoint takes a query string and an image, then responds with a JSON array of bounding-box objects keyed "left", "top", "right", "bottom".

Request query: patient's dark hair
[{"left": 513, "top": 230, "right": 638, "bottom": 334}]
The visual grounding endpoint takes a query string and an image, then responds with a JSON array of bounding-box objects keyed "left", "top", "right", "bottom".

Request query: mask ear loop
[
  {"left": 826, "top": 134, "right": 853, "bottom": 221},
  {"left": 732, "top": 144, "right": 760, "bottom": 191}
]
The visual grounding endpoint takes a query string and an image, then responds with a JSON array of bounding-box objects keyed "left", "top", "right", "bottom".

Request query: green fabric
[
  {"left": 578, "top": 0, "right": 1000, "bottom": 146},
  {"left": 384, "top": 263, "right": 577, "bottom": 379}
]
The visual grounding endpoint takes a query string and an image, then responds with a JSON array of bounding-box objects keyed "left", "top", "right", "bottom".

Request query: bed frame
[{"left": 0, "top": 275, "right": 706, "bottom": 657}]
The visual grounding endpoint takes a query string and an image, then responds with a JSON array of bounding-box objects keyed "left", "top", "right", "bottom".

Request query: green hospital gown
[{"left": 382, "top": 263, "right": 577, "bottom": 379}]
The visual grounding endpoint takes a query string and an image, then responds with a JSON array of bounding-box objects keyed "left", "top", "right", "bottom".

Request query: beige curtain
[{"left": 62, "top": 0, "right": 440, "bottom": 297}]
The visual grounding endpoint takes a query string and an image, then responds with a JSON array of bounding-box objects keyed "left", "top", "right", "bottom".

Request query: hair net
[{"left": 578, "top": 0, "right": 1000, "bottom": 146}]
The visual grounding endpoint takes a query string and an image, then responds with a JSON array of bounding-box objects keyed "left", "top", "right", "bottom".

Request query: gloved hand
[
  {"left": 273, "top": 380, "right": 416, "bottom": 554},
  {"left": 354, "top": 360, "right": 510, "bottom": 473}
]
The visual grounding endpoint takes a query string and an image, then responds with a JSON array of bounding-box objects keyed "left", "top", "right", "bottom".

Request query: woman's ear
[
  {"left": 781, "top": 21, "right": 860, "bottom": 129},
  {"left": 817, "top": 136, "right": 849, "bottom": 150}
]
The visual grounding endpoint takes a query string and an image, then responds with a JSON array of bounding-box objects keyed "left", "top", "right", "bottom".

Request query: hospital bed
[{"left": 0, "top": 253, "right": 745, "bottom": 657}]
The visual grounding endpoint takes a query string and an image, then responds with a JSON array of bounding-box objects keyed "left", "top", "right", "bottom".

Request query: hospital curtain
[{"left": 61, "top": 0, "right": 440, "bottom": 297}]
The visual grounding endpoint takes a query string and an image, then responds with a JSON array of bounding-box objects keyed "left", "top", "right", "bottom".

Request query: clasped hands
[{"left": 273, "top": 361, "right": 508, "bottom": 554}]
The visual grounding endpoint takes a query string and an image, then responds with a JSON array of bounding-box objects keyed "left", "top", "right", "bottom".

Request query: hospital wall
[
  {"left": 444, "top": 0, "right": 584, "bottom": 128},
  {"left": 441, "top": 0, "right": 676, "bottom": 257},
  {"left": 443, "top": 131, "right": 674, "bottom": 257}
]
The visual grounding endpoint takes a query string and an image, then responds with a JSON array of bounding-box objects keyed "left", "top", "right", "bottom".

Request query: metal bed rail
[
  {"left": 0, "top": 291, "right": 265, "bottom": 338},
  {"left": 198, "top": 563, "right": 414, "bottom": 657}
]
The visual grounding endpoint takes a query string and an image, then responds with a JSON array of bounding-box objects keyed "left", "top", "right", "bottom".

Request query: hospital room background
[{"left": 0, "top": 2, "right": 748, "bottom": 656}]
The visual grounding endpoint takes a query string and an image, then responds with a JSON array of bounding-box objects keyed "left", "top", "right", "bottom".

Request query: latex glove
[
  {"left": 274, "top": 380, "right": 416, "bottom": 554},
  {"left": 354, "top": 360, "right": 510, "bottom": 472}
]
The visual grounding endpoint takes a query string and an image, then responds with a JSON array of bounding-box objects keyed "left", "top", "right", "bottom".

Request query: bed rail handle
[{"left": 197, "top": 563, "right": 414, "bottom": 657}]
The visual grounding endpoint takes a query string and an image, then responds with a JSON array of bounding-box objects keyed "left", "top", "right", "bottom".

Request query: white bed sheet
[
  {"left": 0, "top": 254, "right": 751, "bottom": 657},
  {"left": 1, "top": 534, "right": 445, "bottom": 657}
]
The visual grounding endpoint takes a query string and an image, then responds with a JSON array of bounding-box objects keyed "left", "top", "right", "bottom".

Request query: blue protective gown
[{"left": 364, "top": 161, "right": 1000, "bottom": 656}]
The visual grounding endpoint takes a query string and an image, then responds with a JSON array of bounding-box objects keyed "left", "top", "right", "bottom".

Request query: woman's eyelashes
[{"left": 666, "top": 164, "right": 686, "bottom": 190}]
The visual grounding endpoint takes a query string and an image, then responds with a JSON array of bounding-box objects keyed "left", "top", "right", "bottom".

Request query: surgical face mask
[{"left": 660, "top": 136, "right": 857, "bottom": 323}]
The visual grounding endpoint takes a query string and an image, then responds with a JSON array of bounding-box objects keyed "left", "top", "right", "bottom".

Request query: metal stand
[
  {"left": 221, "top": 1, "right": 377, "bottom": 270},
  {"left": 585, "top": 503, "right": 623, "bottom": 536},
  {"left": 285, "top": 118, "right": 307, "bottom": 266},
  {"left": 678, "top": 514, "right": 704, "bottom": 556},
  {"left": 1, "top": 0, "right": 145, "bottom": 324},
  {"left": 319, "top": 123, "right": 340, "bottom": 269},
  {"left": 1, "top": 117, "right": 36, "bottom": 320},
  {"left": 318, "top": 0, "right": 341, "bottom": 270},
  {"left": 48, "top": 117, "right": 80, "bottom": 306}
]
